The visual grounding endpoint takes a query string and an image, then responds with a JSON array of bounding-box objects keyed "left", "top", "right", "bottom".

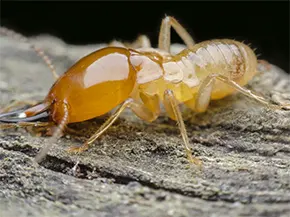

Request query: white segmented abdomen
[
  {"left": 159, "top": 39, "right": 258, "bottom": 102},
  {"left": 185, "top": 39, "right": 257, "bottom": 80},
  {"left": 162, "top": 39, "right": 256, "bottom": 89}
]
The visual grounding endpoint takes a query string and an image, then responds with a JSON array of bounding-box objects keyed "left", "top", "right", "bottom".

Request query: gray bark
[{"left": 0, "top": 34, "right": 290, "bottom": 217}]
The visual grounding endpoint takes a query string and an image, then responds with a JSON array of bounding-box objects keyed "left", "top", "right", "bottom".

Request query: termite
[{"left": 0, "top": 16, "right": 289, "bottom": 166}]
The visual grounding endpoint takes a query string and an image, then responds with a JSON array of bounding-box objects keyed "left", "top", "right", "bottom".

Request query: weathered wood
[{"left": 0, "top": 35, "right": 290, "bottom": 217}]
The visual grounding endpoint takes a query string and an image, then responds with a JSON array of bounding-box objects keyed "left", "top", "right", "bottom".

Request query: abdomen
[{"left": 183, "top": 39, "right": 258, "bottom": 99}]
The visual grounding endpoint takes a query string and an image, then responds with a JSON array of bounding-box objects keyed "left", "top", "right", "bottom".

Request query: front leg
[
  {"left": 68, "top": 97, "right": 159, "bottom": 153},
  {"left": 68, "top": 99, "right": 134, "bottom": 153}
]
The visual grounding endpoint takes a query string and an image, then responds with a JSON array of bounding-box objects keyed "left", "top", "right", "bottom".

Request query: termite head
[
  {"left": 44, "top": 47, "right": 138, "bottom": 124},
  {"left": 0, "top": 47, "right": 139, "bottom": 125}
]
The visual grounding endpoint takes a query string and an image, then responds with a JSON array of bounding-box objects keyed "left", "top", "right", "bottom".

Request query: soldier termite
[{"left": 0, "top": 16, "right": 289, "bottom": 166}]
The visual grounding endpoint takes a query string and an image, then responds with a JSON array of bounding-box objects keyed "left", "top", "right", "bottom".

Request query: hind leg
[{"left": 189, "top": 74, "right": 290, "bottom": 113}]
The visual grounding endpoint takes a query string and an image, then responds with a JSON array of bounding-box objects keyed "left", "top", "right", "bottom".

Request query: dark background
[{"left": 1, "top": 1, "right": 289, "bottom": 72}]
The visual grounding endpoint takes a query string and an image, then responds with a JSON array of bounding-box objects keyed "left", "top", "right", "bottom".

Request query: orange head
[{"left": 44, "top": 47, "right": 138, "bottom": 124}]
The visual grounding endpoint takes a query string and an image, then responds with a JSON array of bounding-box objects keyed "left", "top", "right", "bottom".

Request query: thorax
[{"left": 129, "top": 48, "right": 201, "bottom": 103}]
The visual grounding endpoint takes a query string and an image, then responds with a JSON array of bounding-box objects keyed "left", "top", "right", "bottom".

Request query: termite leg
[
  {"left": 68, "top": 99, "right": 133, "bottom": 153},
  {"left": 194, "top": 74, "right": 290, "bottom": 112},
  {"left": 130, "top": 101, "right": 159, "bottom": 122},
  {"left": 163, "top": 90, "right": 202, "bottom": 167},
  {"left": 194, "top": 75, "right": 216, "bottom": 113},
  {"left": 68, "top": 97, "right": 159, "bottom": 153},
  {"left": 138, "top": 92, "right": 160, "bottom": 120},
  {"left": 158, "top": 16, "right": 196, "bottom": 53}
]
